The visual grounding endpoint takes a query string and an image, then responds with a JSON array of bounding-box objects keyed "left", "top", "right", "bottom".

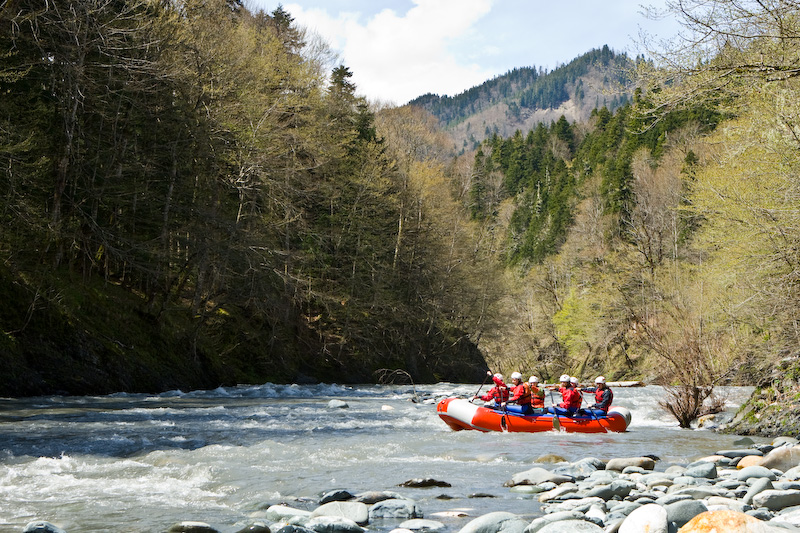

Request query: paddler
[
  {"left": 546, "top": 374, "right": 578, "bottom": 416},
  {"left": 581, "top": 376, "right": 613, "bottom": 416},
  {"left": 528, "top": 375, "right": 546, "bottom": 412},
  {"left": 473, "top": 372, "right": 509, "bottom": 406},
  {"left": 501, "top": 372, "right": 531, "bottom": 413}
]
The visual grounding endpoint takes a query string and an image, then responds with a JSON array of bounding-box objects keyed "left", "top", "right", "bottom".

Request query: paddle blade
[{"left": 552, "top": 414, "right": 561, "bottom": 431}]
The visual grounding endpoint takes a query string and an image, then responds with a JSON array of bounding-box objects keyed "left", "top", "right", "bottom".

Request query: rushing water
[{"left": 0, "top": 383, "right": 766, "bottom": 533}]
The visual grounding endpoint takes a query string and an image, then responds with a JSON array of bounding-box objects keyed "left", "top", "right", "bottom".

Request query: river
[{"left": 0, "top": 383, "right": 766, "bottom": 533}]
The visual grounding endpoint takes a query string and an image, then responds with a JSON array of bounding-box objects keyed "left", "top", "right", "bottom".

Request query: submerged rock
[
  {"left": 311, "top": 502, "right": 369, "bottom": 526},
  {"left": 399, "top": 478, "right": 451, "bottom": 488},
  {"left": 166, "top": 522, "right": 221, "bottom": 533},
  {"left": 369, "top": 499, "right": 422, "bottom": 519},
  {"left": 23, "top": 523, "right": 68, "bottom": 533}
]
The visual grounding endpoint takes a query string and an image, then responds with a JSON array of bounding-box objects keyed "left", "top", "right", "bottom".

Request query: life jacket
[
  {"left": 530, "top": 385, "right": 545, "bottom": 408},
  {"left": 510, "top": 382, "right": 531, "bottom": 405},
  {"left": 557, "top": 386, "right": 573, "bottom": 409},
  {"left": 595, "top": 387, "right": 613, "bottom": 412},
  {"left": 569, "top": 386, "right": 583, "bottom": 410}
]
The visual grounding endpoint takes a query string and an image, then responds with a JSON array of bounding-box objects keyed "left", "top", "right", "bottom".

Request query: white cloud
[{"left": 285, "top": 0, "right": 496, "bottom": 104}]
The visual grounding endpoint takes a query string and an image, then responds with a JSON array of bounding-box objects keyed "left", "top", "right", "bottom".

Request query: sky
[{"left": 249, "top": 0, "right": 683, "bottom": 105}]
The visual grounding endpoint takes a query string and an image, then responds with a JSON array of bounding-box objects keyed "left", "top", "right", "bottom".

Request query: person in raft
[
  {"left": 501, "top": 372, "right": 531, "bottom": 413},
  {"left": 546, "top": 374, "right": 579, "bottom": 416},
  {"left": 473, "top": 371, "right": 510, "bottom": 406},
  {"left": 569, "top": 376, "right": 583, "bottom": 411},
  {"left": 528, "top": 375, "right": 546, "bottom": 413},
  {"left": 581, "top": 376, "right": 613, "bottom": 416}
]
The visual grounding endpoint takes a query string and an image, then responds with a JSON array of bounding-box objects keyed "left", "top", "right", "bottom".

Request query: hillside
[{"left": 409, "top": 46, "right": 633, "bottom": 150}]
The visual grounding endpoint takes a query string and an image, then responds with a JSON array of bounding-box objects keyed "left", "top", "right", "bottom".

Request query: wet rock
[
  {"left": 311, "top": 502, "right": 369, "bottom": 526},
  {"left": 774, "top": 437, "right": 800, "bottom": 447},
  {"left": 506, "top": 467, "right": 574, "bottom": 487},
  {"left": 235, "top": 523, "right": 272, "bottom": 533},
  {"left": 679, "top": 510, "right": 786, "bottom": 532},
  {"left": 509, "top": 485, "right": 545, "bottom": 495},
  {"left": 399, "top": 478, "right": 451, "bottom": 488},
  {"left": 752, "top": 489, "right": 800, "bottom": 511},
  {"left": 524, "top": 511, "right": 583, "bottom": 533},
  {"left": 166, "top": 522, "right": 221, "bottom": 533},
  {"left": 536, "top": 454, "right": 567, "bottom": 464},
  {"left": 468, "top": 493, "right": 496, "bottom": 498},
  {"left": 736, "top": 465, "right": 777, "bottom": 481},
  {"left": 327, "top": 400, "right": 349, "bottom": 409},
  {"left": 273, "top": 525, "right": 316, "bottom": 533},
  {"left": 535, "top": 520, "right": 602, "bottom": 533},
  {"left": 265, "top": 505, "right": 313, "bottom": 522},
  {"left": 605, "top": 457, "right": 655, "bottom": 472},
  {"left": 734, "top": 437, "right": 756, "bottom": 446},
  {"left": 369, "top": 499, "right": 422, "bottom": 519},
  {"left": 306, "top": 516, "right": 364, "bottom": 533},
  {"left": 398, "top": 519, "right": 446, "bottom": 532},
  {"left": 665, "top": 499, "right": 707, "bottom": 529},
  {"left": 760, "top": 446, "right": 800, "bottom": 471},
  {"left": 354, "top": 491, "right": 404, "bottom": 504},
  {"left": 618, "top": 503, "right": 668, "bottom": 533},
  {"left": 23, "top": 523, "right": 68, "bottom": 533},
  {"left": 320, "top": 490, "right": 355, "bottom": 504},
  {"left": 458, "top": 511, "right": 528, "bottom": 533},
  {"left": 553, "top": 458, "right": 604, "bottom": 480}
]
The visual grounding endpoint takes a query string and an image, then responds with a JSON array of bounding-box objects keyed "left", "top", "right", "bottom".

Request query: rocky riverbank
[{"left": 21, "top": 435, "right": 800, "bottom": 533}]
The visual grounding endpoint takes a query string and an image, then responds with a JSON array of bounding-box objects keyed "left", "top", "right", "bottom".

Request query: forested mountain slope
[
  {"left": 0, "top": 0, "right": 493, "bottom": 395},
  {"left": 409, "top": 46, "right": 633, "bottom": 151}
]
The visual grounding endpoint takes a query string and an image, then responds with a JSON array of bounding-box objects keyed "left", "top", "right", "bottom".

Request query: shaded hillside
[{"left": 409, "top": 46, "right": 634, "bottom": 151}]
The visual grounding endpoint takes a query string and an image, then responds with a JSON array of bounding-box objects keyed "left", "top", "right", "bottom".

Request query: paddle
[
  {"left": 548, "top": 389, "right": 561, "bottom": 431},
  {"left": 471, "top": 370, "right": 492, "bottom": 402},
  {"left": 580, "top": 391, "right": 607, "bottom": 433}
]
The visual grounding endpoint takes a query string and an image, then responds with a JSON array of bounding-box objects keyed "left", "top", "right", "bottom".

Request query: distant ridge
[{"left": 408, "top": 46, "right": 634, "bottom": 150}]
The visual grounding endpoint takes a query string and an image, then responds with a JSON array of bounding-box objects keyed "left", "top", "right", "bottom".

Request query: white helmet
[
  {"left": 511, "top": 371, "right": 522, "bottom": 380},
  {"left": 559, "top": 374, "right": 570, "bottom": 382},
  {"left": 570, "top": 376, "right": 579, "bottom": 384},
  {"left": 493, "top": 373, "right": 503, "bottom": 381},
  {"left": 529, "top": 376, "right": 539, "bottom": 383},
  {"left": 595, "top": 376, "right": 606, "bottom": 384}
]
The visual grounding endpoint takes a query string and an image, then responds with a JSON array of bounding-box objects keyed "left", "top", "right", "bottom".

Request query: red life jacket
[
  {"left": 510, "top": 383, "right": 531, "bottom": 405},
  {"left": 557, "top": 386, "right": 573, "bottom": 409},
  {"left": 595, "top": 387, "right": 613, "bottom": 411},
  {"left": 569, "top": 386, "right": 583, "bottom": 410}
]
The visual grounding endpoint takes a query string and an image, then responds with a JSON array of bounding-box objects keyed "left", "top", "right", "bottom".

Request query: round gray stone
[
  {"left": 619, "top": 504, "right": 668, "bottom": 533},
  {"left": 665, "top": 499, "right": 708, "bottom": 528},
  {"left": 458, "top": 511, "right": 528, "bottom": 533}
]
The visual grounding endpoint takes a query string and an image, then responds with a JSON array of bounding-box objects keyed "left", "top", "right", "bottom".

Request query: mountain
[{"left": 408, "top": 46, "right": 634, "bottom": 151}]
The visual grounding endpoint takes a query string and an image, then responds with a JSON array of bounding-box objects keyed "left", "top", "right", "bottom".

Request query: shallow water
[{"left": 0, "top": 383, "right": 765, "bottom": 532}]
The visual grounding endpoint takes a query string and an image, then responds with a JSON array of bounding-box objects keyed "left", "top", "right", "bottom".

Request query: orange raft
[{"left": 436, "top": 397, "right": 631, "bottom": 433}]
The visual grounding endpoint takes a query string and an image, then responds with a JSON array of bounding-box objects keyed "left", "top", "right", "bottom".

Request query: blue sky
[{"left": 249, "top": 1, "right": 682, "bottom": 105}]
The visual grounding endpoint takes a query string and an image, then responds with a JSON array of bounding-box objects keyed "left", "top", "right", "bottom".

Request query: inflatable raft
[{"left": 436, "top": 397, "right": 631, "bottom": 433}]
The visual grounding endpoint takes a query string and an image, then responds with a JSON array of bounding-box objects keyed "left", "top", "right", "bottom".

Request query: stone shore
[{"left": 22, "top": 436, "right": 800, "bottom": 533}]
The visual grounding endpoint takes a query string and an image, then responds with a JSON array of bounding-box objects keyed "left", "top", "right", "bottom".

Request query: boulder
[
  {"left": 327, "top": 400, "right": 349, "bottom": 409},
  {"left": 536, "top": 520, "right": 602, "bottom": 533},
  {"left": 458, "top": 511, "right": 528, "bottom": 533},
  {"left": 760, "top": 446, "right": 800, "bottom": 471},
  {"left": 585, "top": 480, "right": 636, "bottom": 500},
  {"left": 23, "top": 523, "right": 68, "bottom": 533},
  {"left": 273, "top": 526, "right": 316, "bottom": 533},
  {"left": 605, "top": 457, "right": 655, "bottom": 472},
  {"left": 752, "top": 489, "right": 800, "bottom": 511},
  {"left": 166, "top": 523, "right": 221, "bottom": 533},
  {"left": 619, "top": 503, "right": 668, "bottom": 533},
  {"left": 398, "top": 519, "right": 446, "bottom": 532},
  {"left": 311, "top": 502, "right": 370, "bottom": 526},
  {"left": 265, "top": 506, "right": 314, "bottom": 522},
  {"left": 665, "top": 499, "right": 708, "bottom": 529},
  {"left": 537, "top": 483, "right": 578, "bottom": 502},
  {"left": 234, "top": 523, "right": 271, "bottom": 533},
  {"left": 506, "top": 467, "right": 573, "bottom": 487},
  {"left": 553, "top": 458, "right": 605, "bottom": 480},
  {"left": 716, "top": 449, "right": 764, "bottom": 458},
  {"left": 678, "top": 510, "right": 786, "bottom": 532},
  {"left": 737, "top": 455, "right": 766, "bottom": 469},
  {"left": 306, "top": 516, "right": 364, "bottom": 533},
  {"left": 744, "top": 477, "right": 774, "bottom": 505},
  {"left": 369, "top": 499, "right": 422, "bottom": 520},
  {"left": 684, "top": 462, "right": 718, "bottom": 479},
  {"left": 736, "top": 465, "right": 778, "bottom": 481},
  {"left": 320, "top": 490, "right": 355, "bottom": 504},
  {"left": 774, "top": 437, "right": 800, "bottom": 447},
  {"left": 784, "top": 466, "right": 800, "bottom": 481},
  {"left": 400, "top": 478, "right": 451, "bottom": 488},
  {"left": 536, "top": 454, "right": 567, "bottom": 464},
  {"left": 354, "top": 491, "right": 404, "bottom": 504},
  {"left": 524, "top": 511, "right": 583, "bottom": 533}
]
